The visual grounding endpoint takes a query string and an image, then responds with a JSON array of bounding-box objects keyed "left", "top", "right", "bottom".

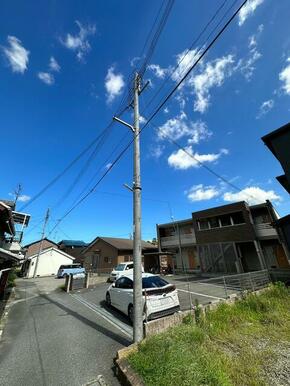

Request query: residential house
[
  {"left": 58, "top": 240, "right": 88, "bottom": 264},
  {"left": 24, "top": 238, "right": 59, "bottom": 257},
  {"left": 262, "top": 122, "right": 290, "bottom": 194},
  {"left": 24, "top": 247, "right": 75, "bottom": 278},
  {"left": 262, "top": 122, "right": 290, "bottom": 257},
  {"left": 81, "top": 237, "right": 157, "bottom": 273},
  {"left": 157, "top": 200, "right": 289, "bottom": 274},
  {"left": 0, "top": 200, "right": 30, "bottom": 296}
]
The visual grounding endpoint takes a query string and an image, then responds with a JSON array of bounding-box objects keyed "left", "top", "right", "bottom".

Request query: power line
[
  {"left": 143, "top": 0, "right": 232, "bottom": 112},
  {"left": 47, "top": 0, "right": 248, "bottom": 235}
]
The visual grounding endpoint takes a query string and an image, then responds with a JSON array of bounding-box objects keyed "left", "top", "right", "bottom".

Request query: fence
[{"left": 175, "top": 270, "right": 271, "bottom": 311}]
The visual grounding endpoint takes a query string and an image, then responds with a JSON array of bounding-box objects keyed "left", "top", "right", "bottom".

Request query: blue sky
[{"left": 1, "top": 0, "right": 289, "bottom": 244}]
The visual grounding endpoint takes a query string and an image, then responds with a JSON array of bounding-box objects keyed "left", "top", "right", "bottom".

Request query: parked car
[
  {"left": 105, "top": 273, "right": 180, "bottom": 322},
  {"left": 57, "top": 264, "right": 86, "bottom": 278},
  {"left": 109, "top": 262, "right": 137, "bottom": 282}
]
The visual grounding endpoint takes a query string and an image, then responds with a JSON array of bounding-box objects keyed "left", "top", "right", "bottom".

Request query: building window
[
  {"left": 231, "top": 212, "right": 245, "bottom": 225},
  {"left": 104, "top": 256, "right": 112, "bottom": 264},
  {"left": 219, "top": 214, "right": 232, "bottom": 227},
  {"left": 198, "top": 219, "right": 209, "bottom": 230},
  {"left": 209, "top": 217, "right": 219, "bottom": 229},
  {"left": 124, "top": 255, "right": 133, "bottom": 262}
]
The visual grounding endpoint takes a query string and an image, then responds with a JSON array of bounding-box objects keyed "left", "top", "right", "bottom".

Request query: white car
[
  {"left": 109, "top": 262, "right": 143, "bottom": 282},
  {"left": 106, "top": 273, "right": 180, "bottom": 322}
]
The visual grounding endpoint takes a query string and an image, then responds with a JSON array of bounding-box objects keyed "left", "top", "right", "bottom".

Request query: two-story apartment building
[
  {"left": 157, "top": 218, "right": 198, "bottom": 272},
  {"left": 157, "top": 200, "right": 289, "bottom": 274}
]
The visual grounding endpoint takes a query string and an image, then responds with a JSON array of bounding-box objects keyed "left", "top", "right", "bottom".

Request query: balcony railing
[
  {"left": 160, "top": 233, "right": 196, "bottom": 247},
  {"left": 254, "top": 223, "right": 278, "bottom": 239}
]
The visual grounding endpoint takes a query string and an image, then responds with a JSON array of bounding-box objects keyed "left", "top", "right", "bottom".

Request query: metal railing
[{"left": 173, "top": 270, "right": 271, "bottom": 311}]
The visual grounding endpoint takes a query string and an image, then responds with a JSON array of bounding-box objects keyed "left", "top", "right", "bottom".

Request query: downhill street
[{"left": 0, "top": 278, "right": 128, "bottom": 386}]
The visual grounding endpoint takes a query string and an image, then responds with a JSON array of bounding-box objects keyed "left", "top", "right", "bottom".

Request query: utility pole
[
  {"left": 33, "top": 208, "right": 50, "bottom": 278},
  {"left": 13, "top": 183, "right": 22, "bottom": 206},
  {"left": 132, "top": 72, "right": 143, "bottom": 343},
  {"left": 114, "top": 72, "right": 147, "bottom": 343}
]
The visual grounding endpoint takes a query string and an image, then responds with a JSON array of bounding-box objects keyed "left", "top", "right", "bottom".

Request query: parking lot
[{"left": 71, "top": 273, "right": 238, "bottom": 342}]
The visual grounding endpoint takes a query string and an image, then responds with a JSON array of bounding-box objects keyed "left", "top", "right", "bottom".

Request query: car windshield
[
  {"left": 142, "top": 276, "right": 169, "bottom": 289},
  {"left": 114, "top": 264, "right": 126, "bottom": 271}
]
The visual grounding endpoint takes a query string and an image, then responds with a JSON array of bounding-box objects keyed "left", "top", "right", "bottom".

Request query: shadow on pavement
[
  {"left": 100, "top": 300, "right": 132, "bottom": 327},
  {"left": 40, "top": 294, "right": 131, "bottom": 346}
]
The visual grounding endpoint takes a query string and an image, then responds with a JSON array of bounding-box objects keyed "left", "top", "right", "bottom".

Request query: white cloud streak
[
  {"left": 148, "top": 64, "right": 167, "bottom": 79},
  {"left": 49, "top": 56, "right": 60, "bottom": 72},
  {"left": 60, "top": 21, "right": 96, "bottom": 61},
  {"left": 279, "top": 58, "right": 290, "bottom": 95},
  {"left": 190, "top": 55, "right": 235, "bottom": 113},
  {"left": 238, "top": 0, "right": 264, "bottom": 26},
  {"left": 158, "top": 112, "right": 212, "bottom": 144},
  {"left": 186, "top": 184, "right": 219, "bottom": 202},
  {"left": 38, "top": 72, "right": 54, "bottom": 85},
  {"left": 2, "top": 35, "right": 29, "bottom": 73},
  {"left": 256, "top": 99, "right": 274, "bottom": 118},
  {"left": 105, "top": 66, "right": 125, "bottom": 103},
  {"left": 223, "top": 186, "right": 281, "bottom": 205},
  {"left": 168, "top": 147, "right": 228, "bottom": 170}
]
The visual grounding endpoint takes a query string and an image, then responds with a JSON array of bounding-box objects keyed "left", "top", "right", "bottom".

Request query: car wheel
[
  {"left": 106, "top": 292, "right": 111, "bottom": 306},
  {"left": 128, "top": 304, "right": 134, "bottom": 324}
]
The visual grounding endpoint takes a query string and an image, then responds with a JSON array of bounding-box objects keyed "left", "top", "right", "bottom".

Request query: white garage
[{"left": 25, "top": 247, "right": 75, "bottom": 278}]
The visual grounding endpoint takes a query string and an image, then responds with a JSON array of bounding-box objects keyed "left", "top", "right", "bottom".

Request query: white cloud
[
  {"left": 168, "top": 146, "right": 228, "bottom": 170},
  {"left": 190, "top": 55, "right": 235, "bottom": 113},
  {"left": 186, "top": 184, "right": 219, "bottom": 202},
  {"left": 105, "top": 162, "right": 112, "bottom": 170},
  {"left": 139, "top": 115, "right": 147, "bottom": 124},
  {"left": 2, "top": 35, "right": 29, "bottom": 73},
  {"left": 164, "top": 107, "right": 169, "bottom": 114},
  {"left": 238, "top": 0, "right": 264, "bottom": 26},
  {"left": 223, "top": 186, "right": 281, "bottom": 205},
  {"left": 279, "top": 58, "right": 290, "bottom": 95},
  {"left": 60, "top": 21, "right": 96, "bottom": 61},
  {"left": 49, "top": 56, "right": 60, "bottom": 72},
  {"left": 236, "top": 25, "right": 263, "bottom": 81},
  {"left": 38, "top": 72, "right": 54, "bottom": 85},
  {"left": 17, "top": 194, "right": 31, "bottom": 202},
  {"left": 149, "top": 144, "right": 165, "bottom": 159},
  {"left": 148, "top": 64, "right": 167, "bottom": 79},
  {"left": 130, "top": 56, "right": 140, "bottom": 67},
  {"left": 158, "top": 112, "right": 212, "bottom": 144},
  {"left": 105, "top": 66, "right": 125, "bottom": 103},
  {"left": 256, "top": 99, "right": 274, "bottom": 118},
  {"left": 171, "top": 49, "right": 199, "bottom": 81}
]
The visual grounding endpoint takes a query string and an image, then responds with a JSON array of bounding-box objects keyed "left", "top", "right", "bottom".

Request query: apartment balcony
[
  {"left": 0, "top": 231, "right": 23, "bottom": 253},
  {"left": 254, "top": 223, "right": 278, "bottom": 239},
  {"left": 160, "top": 233, "right": 196, "bottom": 248}
]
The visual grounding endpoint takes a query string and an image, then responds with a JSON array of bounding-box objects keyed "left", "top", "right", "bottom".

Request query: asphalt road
[
  {"left": 0, "top": 278, "right": 128, "bottom": 386},
  {"left": 0, "top": 275, "right": 238, "bottom": 386}
]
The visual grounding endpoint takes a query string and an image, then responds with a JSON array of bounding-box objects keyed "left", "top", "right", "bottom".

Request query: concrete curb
[
  {"left": 115, "top": 344, "right": 145, "bottom": 386},
  {"left": 0, "top": 287, "right": 16, "bottom": 340}
]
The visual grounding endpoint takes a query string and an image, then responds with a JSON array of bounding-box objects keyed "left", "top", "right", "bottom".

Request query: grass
[
  {"left": 7, "top": 270, "right": 17, "bottom": 288},
  {"left": 128, "top": 283, "right": 290, "bottom": 386}
]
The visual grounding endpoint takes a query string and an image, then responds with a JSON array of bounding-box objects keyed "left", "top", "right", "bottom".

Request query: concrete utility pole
[
  {"left": 33, "top": 208, "right": 50, "bottom": 278},
  {"left": 132, "top": 72, "right": 143, "bottom": 343},
  {"left": 13, "top": 183, "right": 22, "bottom": 206},
  {"left": 114, "top": 72, "right": 146, "bottom": 343}
]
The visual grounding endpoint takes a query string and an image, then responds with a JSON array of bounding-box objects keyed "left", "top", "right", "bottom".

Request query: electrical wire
[{"left": 46, "top": 0, "right": 248, "bottom": 236}]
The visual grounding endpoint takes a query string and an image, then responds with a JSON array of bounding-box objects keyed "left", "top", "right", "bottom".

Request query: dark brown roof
[
  {"left": 261, "top": 122, "right": 290, "bottom": 156},
  {"left": 84, "top": 236, "right": 157, "bottom": 253},
  {"left": 24, "top": 237, "right": 58, "bottom": 248}
]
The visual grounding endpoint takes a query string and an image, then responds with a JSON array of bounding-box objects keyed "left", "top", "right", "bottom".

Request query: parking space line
[
  {"left": 177, "top": 288, "right": 224, "bottom": 300},
  {"left": 70, "top": 294, "right": 133, "bottom": 340}
]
